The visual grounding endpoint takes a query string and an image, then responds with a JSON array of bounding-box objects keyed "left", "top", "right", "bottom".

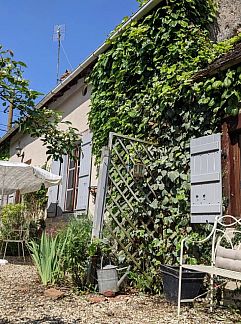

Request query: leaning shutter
[
  {"left": 190, "top": 133, "right": 222, "bottom": 223},
  {"left": 75, "top": 132, "right": 92, "bottom": 213},
  {"left": 57, "top": 155, "right": 68, "bottom": 215},
  {"left": 47, "top": 159, "right": 61, "bottom": 217}
]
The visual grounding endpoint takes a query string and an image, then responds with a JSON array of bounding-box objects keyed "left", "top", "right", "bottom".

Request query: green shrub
[
  {"left": 1, "top": 203, "right": 25, "bottom": 228},
  {"left": 59, "top": 218, "right": 113, "bottom": 290},
  {"left": 29, "top": 217, "right": 112, "bottom": 289},
  {"left": 0, "top": 204, "right": 27, "bottom": 253},
  {"left": 28, "top": 231, "right": 69, "bottom": 286},
  {"left": 60, "top": 218, "right": 92, "bottom": 289}
]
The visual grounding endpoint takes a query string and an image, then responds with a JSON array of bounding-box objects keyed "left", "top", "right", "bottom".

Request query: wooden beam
[{"left": 193, "top": 42, "right": 241, "bottom": 82}]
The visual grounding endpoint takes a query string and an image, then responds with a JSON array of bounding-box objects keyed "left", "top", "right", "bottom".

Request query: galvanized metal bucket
[{"left": 97, "top": 264, "right": 119, "bottom": 293}]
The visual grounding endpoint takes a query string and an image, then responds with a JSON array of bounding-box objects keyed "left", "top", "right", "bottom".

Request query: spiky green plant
[{"left": 28, "top": 230, "right": 69, "bottom": 286}]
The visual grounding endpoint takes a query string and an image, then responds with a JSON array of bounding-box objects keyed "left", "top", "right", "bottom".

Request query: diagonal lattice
[{"left": 101, "top": 133, "right": 162, "bottom": 272}]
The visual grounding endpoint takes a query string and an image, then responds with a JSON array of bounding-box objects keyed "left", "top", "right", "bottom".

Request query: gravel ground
[{"left": 0, "top": 260, "right": 241, "bottom": 323}]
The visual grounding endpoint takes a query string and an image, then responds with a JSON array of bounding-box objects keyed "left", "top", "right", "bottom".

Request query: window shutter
[
  {"left": 47, "top": 159, "right": 61, "bottom": 217},
  {"left": 75, "top": 132, "right": 92, "bottom": 213},
  {"left": 8, "top": 193, "right": 15, "bottom": 204},
  {"left": 57, "top": 155, "right": 68, "bottom": 215},
  {"left": 190, "top": 133, "right": 222, "bottom": 223},
  {"left": 0, "top": 195, "right": 8, "bottom": 206}
]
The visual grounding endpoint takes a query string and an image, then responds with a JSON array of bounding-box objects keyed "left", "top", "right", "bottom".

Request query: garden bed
[{"left": 0, "top": 260, "right": 240, "bottom": 323}]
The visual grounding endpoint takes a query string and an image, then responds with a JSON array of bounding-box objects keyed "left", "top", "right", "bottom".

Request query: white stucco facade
[
  {"left": 8, "top": 77, "right": 97, "bottom": 216},
  {"left": 9, "top": 78, "right": 90, "bottom": 164}
]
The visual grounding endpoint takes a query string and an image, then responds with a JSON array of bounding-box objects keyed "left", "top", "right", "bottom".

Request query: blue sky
[{"left": 0, "top": 0, "right": 139, "bottom": 136}]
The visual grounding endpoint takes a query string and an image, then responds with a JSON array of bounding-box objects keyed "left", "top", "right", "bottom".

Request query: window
[
  {"left": 47, "top": 131, "right": 92, "bottom": 217},
  {"left": 65, "top": 149, "right": 80, "bottom": 212}
]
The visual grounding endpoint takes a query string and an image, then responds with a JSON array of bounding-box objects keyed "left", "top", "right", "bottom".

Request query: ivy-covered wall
[{"left": 88, "top": 0, "right": 241, "bottom": 291}]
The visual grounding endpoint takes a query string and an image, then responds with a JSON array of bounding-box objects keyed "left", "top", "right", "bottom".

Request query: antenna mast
[{"left": 53, "top": 24, "right": 65, "bottom": 84}]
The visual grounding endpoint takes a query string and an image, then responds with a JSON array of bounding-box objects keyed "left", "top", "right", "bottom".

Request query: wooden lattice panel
[{"left": 102, "top": 133, "right": 160, "bottom": 271}]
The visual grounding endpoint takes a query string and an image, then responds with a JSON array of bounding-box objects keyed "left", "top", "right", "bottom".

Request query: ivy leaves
[{"left": 88, "top": 0, "right": 241, "bottom": 291}]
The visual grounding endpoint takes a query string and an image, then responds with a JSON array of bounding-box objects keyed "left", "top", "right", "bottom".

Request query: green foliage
[
  {"left": 136, "top": 0, "right": 148, "bottom": 7},
  {"left": 0, "top": 140, "right": 10, "bottom": 160},
  {"left": 21, "top": 108, "right": 80, "bottom": 161},
  {"left": 0, "top": 203, "right": 25, "bottom": 229},
  {"left": 88, "top": 0, "right": 241, "bottom": 292},
  {"left": 60, "top": 218, "right": 111, "bottom": 290},
  {"left": 0, "top": 203, "right": 27, "bottom": 255},
  {"left": 28, "top": 231, "right": 69, "bottom": 286},
  {"left": 0, "top": 45, "right": 79, "bottom": 160},
  {"left": 23, "top": 184, "right": 48, "bottom": 220},
  {"left": 60, "top": 218, "right": 92, "bottom": 289}
]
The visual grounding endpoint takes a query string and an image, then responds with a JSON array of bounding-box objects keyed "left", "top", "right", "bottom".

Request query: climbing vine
[{"left": 88, "top": 0, "right": 241, "bottom": 292}]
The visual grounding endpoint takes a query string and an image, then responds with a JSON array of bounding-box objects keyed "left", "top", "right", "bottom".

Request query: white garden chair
[
  {"left": 1, "top": 224, "right": 29, "bottom": 262},
  {"left": 178, "top": 215, "right": 241, "bottom": 317}
]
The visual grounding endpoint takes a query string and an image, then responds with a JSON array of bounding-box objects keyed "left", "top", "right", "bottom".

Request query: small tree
[{"left": 0, "top": 45, "right": 79, "bottom": 160}]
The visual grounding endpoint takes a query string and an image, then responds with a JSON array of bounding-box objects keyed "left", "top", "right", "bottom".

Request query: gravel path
[{"left": 0, "top": 261, "right": 241, "bottom": 323}]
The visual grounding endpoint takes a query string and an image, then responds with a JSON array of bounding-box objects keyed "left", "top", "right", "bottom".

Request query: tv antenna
[{"left": 53, "top": 24, "right": 65, "bottom": 84}]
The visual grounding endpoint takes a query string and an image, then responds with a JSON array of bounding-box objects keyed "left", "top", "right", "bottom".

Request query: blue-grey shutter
[
  {"left": 57, "top": 155, "right": 68, "bottom": 215},
  {"left": 75, "top": 132, "right": 92, "bottom": 213},
  {"left": 47, "top": 159, "right": 61, "bottom": 217},
  {"left": 190, "top": 133, "right": 222, "bottom": 223}
]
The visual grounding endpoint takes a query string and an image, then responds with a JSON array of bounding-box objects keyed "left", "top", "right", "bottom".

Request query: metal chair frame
[
  {"left": 178, "top": 215, "right": 241, "bottom": 317},
  {"left": 1, "top": 224, "right": 29, "bottom": 262}
]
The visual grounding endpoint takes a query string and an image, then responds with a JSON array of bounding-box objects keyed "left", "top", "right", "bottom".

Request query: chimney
[{"left": 60, "top": 69, "right": 71, "bottom": 82}]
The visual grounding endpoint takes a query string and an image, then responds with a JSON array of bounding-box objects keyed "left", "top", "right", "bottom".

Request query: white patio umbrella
[
  {"left": 0, "top": 160, "right": 61, "bottom": 264},
  {"left": 0, "top": 160, "right": 61, "bottom": 201}
]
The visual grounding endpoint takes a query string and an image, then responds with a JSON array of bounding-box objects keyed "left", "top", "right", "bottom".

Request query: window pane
[
  {"left": 68, "top": 169, "right": 75, "bottom": 189},
  {"left": 74, "top": 188, "right": 78, "bottom": 209},
  {"left": 69, "top": 159, "right": 75, "bottom": 169},
  {"left": 66, "top": 190, "right": 74, "bottom": 211}
]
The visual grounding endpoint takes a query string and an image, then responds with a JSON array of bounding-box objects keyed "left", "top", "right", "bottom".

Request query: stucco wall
[
  {"left": 10, "top": 134, "right": 48, "bottom": 166},
  {"left": 9, "top": 78, "right": 91, "bottom": 166},
  {"left": 8, "top": 78, "right": 97, "bottom": 216},
  {"left": 215, "top": 0, "right": 241, "bottom": 41}
]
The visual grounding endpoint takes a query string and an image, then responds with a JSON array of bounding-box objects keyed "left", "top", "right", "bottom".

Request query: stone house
[{"left": 0, "top": 0, "right": 240, "bottom": 220}]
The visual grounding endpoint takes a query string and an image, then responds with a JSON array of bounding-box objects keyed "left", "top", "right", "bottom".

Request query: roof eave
[{"left": 0, "top": 0, "right": 164, "bottom": 145}]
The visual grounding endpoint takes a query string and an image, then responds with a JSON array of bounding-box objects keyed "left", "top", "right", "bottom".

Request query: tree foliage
[
  {"left": 0, "top": 46, "right": 79, "bottom": 160},
  {"left": 88, "top": 0, "right": 241, "bottom": 292}
]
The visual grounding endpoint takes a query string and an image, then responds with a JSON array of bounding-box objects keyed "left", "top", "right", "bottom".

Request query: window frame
[
  {"left": 223, "top": 114, "right": 241, "bottom": 217},
  {"left": 64, "top": 148, "right": 80, "bottom": 212}
]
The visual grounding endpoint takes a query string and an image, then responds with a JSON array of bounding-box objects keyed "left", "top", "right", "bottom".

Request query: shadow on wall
[{"left": 47, "top": 202, "right": 63, "bottom": 218}]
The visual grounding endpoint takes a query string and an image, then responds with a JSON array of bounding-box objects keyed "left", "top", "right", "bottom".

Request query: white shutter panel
[
  {"left": 8, "top": 193, "right": 15, "bottom": 204},
  {"left": 0, "top": 195, "right": 8, "bottom": 206},
  {"left": 47, "top": 159, "right": 61, "bottom": 217},
  {"left": 76, "top": 132, "right": 92, "bottom": 213},
  {"left": 190, "top": 133, "right": 222, "bottom": 223},
  {"left": 57, "top": 155, "right": 68, "bottom": 215}
]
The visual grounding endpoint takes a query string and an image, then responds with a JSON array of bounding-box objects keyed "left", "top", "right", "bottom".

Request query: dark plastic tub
[{"left": 160, "top": 265, "right": 205, "bottom": 303}]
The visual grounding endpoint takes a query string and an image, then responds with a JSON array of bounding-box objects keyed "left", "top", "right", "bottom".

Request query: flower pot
[{"left": 160, "top": 264, "right": 205, "bottom": 303}]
